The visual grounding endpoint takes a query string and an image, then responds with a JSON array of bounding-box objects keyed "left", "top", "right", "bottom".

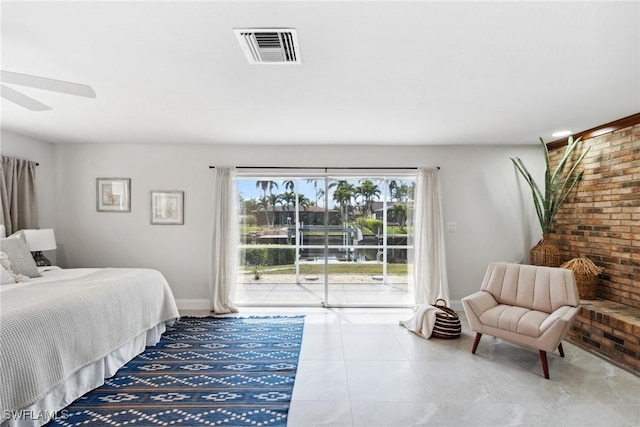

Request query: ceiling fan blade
[
  {"left": 1, "top": 84, "right": 52, "bottom": 111},
  {"left": 0, "top": 70, "right": 96, "bottom": 98}
]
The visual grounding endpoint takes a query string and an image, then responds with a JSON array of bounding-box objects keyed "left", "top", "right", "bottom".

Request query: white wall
[{"left": 52, "top": 142, "right": 544, "bottom": 302}]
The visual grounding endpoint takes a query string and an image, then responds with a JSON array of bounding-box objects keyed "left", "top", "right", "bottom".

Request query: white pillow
[
  {"left": 0, "top": 238, "right": 41, "bottom": 277},
  {"left": 0, "top": 251, "right": 29, "bottom": 283},
  {"left": 8, "top": 229, "right": 26, "bottom": 243},
  {"left": 1, "top": 265, "right": 16, "bottom": 285}
]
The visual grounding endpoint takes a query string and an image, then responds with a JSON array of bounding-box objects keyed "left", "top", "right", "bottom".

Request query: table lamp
[{"left": 22, "top": 229, "right": 57, "bottom": 266}]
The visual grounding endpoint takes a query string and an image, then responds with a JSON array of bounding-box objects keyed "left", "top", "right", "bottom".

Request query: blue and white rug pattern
[{"left": 49, "top": 316, "right": 304, "bottom": 426}]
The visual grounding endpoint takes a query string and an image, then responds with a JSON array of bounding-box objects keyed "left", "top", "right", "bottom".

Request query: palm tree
[
  {"left": 356, "top": 180, "right": 381, "bottom": 219},
  {"left": 279, "top": 191, "right": 297, "bottom": 213},
  {"left": 282, "top": 180, "right": 295, "bottom": 192},
  {"left": 393, "top": 183, "right": 412, "bottom": 203},
  {"left": 242, "top": 197, "right": 261, "bottom": 214},
  {"left": 257, "top": 193, "right": 282, "bottom": 229},
  {"left": 278, "top": 192, "right": 311, "bottom": 211},
  {"left": 307, "top": 179, "right": 324, "bottom": 207},
  {"left": 256, "top": 196, "right": 270, "bottom": 228},
  {"left": 296, "top": 193, "right": 310, "bottom": 210},
  {"left": 329, "top": 180, "right": 349, "bottom": 189},
  {"left": 255, "top": 180, "right": 279, "bottom": 198},
  {"left": 254, "top": 181, "right": 280, "bottom": 228},
  {"left": 316, "top": 188, "right": 325, "bottom": 207},
  {"left": 388, "top": 180, "right": 398, "bottom": 201},
  {"left": 332, "top": 182, "right": 355, "bottom": 224},
  {"left": 276, "top": 191, "right": 311, "bottom": 228},
  {"left": 389, "top": 204, "right": 408, "bottom": 230}
]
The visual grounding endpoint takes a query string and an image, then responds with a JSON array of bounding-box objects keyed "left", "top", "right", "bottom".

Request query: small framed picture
[
  {"left": 150, "top": 191, "right": 184, "bottom": 225},
  {"left": 97, "top": 178, "right": 131, "bottom": 212}
]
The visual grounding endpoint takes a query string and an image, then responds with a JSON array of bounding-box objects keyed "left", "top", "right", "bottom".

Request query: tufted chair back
[{"left": 480, "top": 262, "right": 580, "bottom": 314}]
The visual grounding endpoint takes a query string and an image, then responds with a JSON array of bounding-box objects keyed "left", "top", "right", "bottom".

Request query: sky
[
  {"left": 238, "top": 179, "right": 327, "bottom": 205},
  {"left": 237, "top": 177, "right": 415, "bottom": 208}
]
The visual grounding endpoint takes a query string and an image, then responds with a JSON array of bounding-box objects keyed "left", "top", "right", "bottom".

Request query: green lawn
[{"left": 241, "top": 263, "right": 408, "bottom": 275}]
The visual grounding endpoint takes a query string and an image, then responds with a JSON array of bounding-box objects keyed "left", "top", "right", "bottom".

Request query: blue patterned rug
[{"left": 48, "top": 316, "right": 304, "bottom": 426}]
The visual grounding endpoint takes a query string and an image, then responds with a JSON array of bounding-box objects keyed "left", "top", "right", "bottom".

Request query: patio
[{"left": 235, "top": 273, "right": 413, "bottom": 306}]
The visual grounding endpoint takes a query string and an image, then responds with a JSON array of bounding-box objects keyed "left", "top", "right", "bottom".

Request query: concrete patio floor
[{"left": 235, "top": 274, "right": 414, "bottom": 306}]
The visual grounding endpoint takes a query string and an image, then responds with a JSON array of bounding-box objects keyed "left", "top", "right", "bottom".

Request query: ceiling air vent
[{"left": 234, "top": 28, "right": 301, "bottom": 64}]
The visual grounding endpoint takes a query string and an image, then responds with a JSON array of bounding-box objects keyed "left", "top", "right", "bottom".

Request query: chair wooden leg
[
  {"left": 471, "top": 333, "right": 482, "bottom": 354},
  {"left": 558, "top": 342, "right": 565, "bottom": 358},
  {"left": 539, "top": 350, "right": 550, "bottom": 379}
]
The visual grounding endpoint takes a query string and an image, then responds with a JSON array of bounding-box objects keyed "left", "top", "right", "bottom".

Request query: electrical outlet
[{"left": 447, "top": 222, "right": 457, "bottom": 232}]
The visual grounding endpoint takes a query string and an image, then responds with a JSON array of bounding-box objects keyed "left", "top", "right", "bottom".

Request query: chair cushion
[{"left": 478, "top": 304, "right": 550, "bottom": 338}]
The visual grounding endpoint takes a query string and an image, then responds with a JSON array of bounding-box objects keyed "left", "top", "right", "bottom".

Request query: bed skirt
[{"left": 1, "top": 319, "right": 176, "bottom": 427}]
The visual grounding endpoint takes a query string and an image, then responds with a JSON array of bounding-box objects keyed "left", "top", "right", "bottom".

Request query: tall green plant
[{"left": 511, "top": 136, "right": 589, "bottom": 234}]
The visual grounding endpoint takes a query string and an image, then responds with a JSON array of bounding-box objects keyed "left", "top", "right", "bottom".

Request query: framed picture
[
  {"left": 150, "top": 191, "right": 184, "bottom": 225},
  {"left": 96, "top": 178, "right": 131, "bottom": 212}
]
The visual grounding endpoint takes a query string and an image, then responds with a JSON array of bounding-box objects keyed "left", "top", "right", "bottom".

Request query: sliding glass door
[{"left": 235, "top": 170, "right": 415, "bottom": 307}]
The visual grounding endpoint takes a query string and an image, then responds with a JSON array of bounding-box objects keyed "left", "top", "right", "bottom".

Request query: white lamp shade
[{"left": 22, "top": 229, "right": 57, "bottom": 251}]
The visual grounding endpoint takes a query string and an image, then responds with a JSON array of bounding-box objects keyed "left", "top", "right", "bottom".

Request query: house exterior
[{"left": 252, "top": 205, "right": 341, "bottom": 227}]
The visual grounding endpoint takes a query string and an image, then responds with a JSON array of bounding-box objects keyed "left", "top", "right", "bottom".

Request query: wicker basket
[
  {"left": 574, "top": 271, "right": 598, "bottom": 299},
  {"left": 530, "top": 234, "right": 561, "bottom": 267},
  {"left": 560, "top": 257, "right": 603, "bottom": 300},
  {"left": 432, "top": 299, "right": 461, "bottom": 339}
]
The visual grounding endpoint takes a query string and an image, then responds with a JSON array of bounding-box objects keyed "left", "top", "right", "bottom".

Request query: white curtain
[
  {"left": 412, "top": 167, "right": 450, "bottom": 305},
  {"left": 210, "top": 167, "right": 239, "bottom": 314}
]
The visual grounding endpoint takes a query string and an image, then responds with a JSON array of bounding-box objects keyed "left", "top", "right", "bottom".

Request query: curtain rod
[
  {"left": 209, "top": 166, "right": 439, "bottom": 170},
  {"left": 1, "top": 155, "right": 39, "bottom": 166}
]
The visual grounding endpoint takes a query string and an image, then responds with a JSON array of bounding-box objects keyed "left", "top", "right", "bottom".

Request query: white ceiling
[{"left": 1, "top": 1, "right": 639, "bottom": 146}]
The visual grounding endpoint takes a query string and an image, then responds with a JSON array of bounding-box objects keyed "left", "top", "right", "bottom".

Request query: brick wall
[
  {"left": 549, "top": 122, "right": 640, "bottom": 308},
  {"left": 567, "top": 300, "right": 640, "bottom": 376}
]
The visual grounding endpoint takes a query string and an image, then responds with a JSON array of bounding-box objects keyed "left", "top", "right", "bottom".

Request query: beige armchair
[{"left": 462, "top": 262, "right": 580, "bottom": 379}]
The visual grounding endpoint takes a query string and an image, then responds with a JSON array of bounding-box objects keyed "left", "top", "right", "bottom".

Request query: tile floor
[
  {"left": 235, "top": 279, "right": 413, "bottom": 305},
  {"left": 180, "top": 307, "right": 640, "bottom": 427}
]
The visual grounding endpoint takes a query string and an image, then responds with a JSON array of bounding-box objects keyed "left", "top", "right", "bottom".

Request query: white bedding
[
  {"left": 0, "top": 267, "right": 97, "bottom": 292},
  {"left": 0, "top": 267, "right": 180, "bottom": 427}
]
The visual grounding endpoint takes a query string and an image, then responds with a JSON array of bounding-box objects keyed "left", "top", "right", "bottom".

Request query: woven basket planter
[
  {"left": 560, "top": 257, "right": 603, "bottom": 300},
  {"left": 530, "top": 234, "right": 561, "bottom": 267}
]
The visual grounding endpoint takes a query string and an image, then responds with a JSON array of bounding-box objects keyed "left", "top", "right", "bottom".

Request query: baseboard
[
  {"left": 176, "top": 299, "right": 463, "bottom": 311},
  {"left": 175, "top": 299, "right": 210, "bottom": 310}
]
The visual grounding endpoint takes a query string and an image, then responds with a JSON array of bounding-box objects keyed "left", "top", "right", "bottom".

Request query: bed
[{"left": 0, "top": 265, "right": 180, "bottom": 427}]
